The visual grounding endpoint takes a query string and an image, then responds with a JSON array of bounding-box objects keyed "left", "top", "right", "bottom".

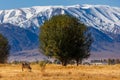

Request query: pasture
[{"left": 0, "top": 64, "right": 120, "bottom": 80}]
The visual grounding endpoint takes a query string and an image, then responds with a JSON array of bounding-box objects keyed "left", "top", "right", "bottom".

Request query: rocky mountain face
[{"left": 0, "top": 4, "right": 120, "bottom": 61}]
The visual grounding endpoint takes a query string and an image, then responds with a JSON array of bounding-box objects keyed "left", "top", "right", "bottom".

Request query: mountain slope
[
  {"left": 0, "top": 23, "right": 39, "bottom": 52},
  {"left": 0, "top": 4, "right": 120, "bottom": 60}
]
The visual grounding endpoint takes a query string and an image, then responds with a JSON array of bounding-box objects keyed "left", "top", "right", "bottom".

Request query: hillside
[{"left": 0, "top": 4, "right": 120, "bottom": 61}]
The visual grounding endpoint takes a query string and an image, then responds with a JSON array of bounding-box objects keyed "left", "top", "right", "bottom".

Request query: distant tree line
[
  {"left": 91, "top": 59, "right": 120, "bottom": 65},
  {"left": 107, "top": 59, "right": 120, "bottom": 65}
]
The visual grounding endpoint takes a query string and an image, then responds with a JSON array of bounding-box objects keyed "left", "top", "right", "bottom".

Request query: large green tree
[
  {"left": 0, "top": 34, "right": 10, "bottom": 63},
  {"left": 40, "top": 15, "right": 93, "bottom": 66}
]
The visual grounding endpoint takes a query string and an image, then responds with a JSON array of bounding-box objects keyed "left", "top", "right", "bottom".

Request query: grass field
[{"left": 0, "top": 64, "right": 120, "bottom": 80}]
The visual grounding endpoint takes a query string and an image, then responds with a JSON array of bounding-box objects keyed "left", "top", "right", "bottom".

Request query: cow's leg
[{"left": 29, "top": 66, "right": 31, "bottom": 72}]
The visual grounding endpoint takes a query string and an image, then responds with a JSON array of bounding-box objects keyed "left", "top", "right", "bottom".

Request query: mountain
[{"left": 0, "top": 4, "right": 120, "bottom": 61}]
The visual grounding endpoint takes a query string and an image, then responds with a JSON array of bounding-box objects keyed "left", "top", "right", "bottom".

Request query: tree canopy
[
  {"left": 0, "top": 34, "right": 10, "bottom": 63},
  {"left": 40, "top": 15, "right": 93, "bottom": 66}
]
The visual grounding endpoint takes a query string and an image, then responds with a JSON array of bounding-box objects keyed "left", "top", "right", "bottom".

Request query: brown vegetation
[{"left": 0, "top": 64, "right": 120, "bottom": 80}]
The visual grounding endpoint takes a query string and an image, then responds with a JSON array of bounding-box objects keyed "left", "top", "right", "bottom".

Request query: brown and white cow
[{"left": 22, "top": 62, "right": 32, "bottom": 72}]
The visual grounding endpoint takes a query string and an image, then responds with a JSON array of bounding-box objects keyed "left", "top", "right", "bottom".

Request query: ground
[{"left": 0, "top": 64, "right": 120, "bottom": 80}]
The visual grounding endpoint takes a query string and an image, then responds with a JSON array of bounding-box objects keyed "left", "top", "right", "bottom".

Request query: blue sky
[{"left": 0, "top": 0, "right": 120, "bottom": 10}]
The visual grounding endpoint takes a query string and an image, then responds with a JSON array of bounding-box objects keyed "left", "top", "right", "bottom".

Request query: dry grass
[{"left": 0, "top": 64, "right": 120, "bottom": 80}]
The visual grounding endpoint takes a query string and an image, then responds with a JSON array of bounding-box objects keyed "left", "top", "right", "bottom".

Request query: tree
[
  {"left": 71, "top": 32, "right": 93, "bottom": 66},
  {"left": 40, "top": 15, "right": 93, "bottom": 66},
  {"left": 115, "top": 59, "right": 120, "bottom": 64},
  {"left": 0, "top": 34, "right": 10, "bottom": 63},
  {"left": 107, "top": 58, "right": 115, "bottom": 65}
]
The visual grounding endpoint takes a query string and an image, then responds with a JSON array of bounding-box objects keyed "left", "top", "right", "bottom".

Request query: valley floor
[{"left": 0, "top": 64, "right": 120, "bottom": 80}]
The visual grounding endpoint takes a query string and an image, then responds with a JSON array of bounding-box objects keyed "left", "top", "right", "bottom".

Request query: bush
[{"left": 39, "top": 61, "right": 47, "bottom": 72}]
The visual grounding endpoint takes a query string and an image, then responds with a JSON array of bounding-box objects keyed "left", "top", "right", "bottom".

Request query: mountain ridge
[
  {"left": 0, "top": 4, "right": 120, "bottom": 34},
  {"left": 0, "top": 4, "right": 120, "bottom": 61}
]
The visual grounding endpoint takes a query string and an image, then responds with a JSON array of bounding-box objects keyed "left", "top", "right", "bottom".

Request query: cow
[{"left": 22, "top": 62, "right": 32, "bottom": 72}]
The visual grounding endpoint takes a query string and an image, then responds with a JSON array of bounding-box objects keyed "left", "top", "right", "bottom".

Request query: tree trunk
[
  {"left": 76, "top": 59, "right": 82, "bottom": 66},
  {"left": 63, "top": 62, "right": 67, "bottom": 66},
  {"left": 76, "top": 59, "right": 79, "bottom": 66},
  {"left": 61, "top": 60, "right": 67, "bottom": 66}
]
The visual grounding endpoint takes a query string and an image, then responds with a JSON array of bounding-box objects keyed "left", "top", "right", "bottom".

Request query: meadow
[{"left": 0, "top": 64, "right": 120, "bottom": 80}]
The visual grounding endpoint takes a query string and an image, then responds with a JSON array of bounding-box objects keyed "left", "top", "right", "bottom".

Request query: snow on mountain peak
[{"left": 0, "top": 4, "right": 120, "bottom": 34}]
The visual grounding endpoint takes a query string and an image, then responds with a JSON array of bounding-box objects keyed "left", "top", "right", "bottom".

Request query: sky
[{"left": 0, "top": 0, "right": 120, "bottom": 10}]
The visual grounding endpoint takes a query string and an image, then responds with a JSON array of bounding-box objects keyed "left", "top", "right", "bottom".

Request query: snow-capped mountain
[
  {"left": 0, "top": 4, "right": 120, "bottom": 61},
  {"left": 0, "top": 5, "right": 120, "bottom": 34}
]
